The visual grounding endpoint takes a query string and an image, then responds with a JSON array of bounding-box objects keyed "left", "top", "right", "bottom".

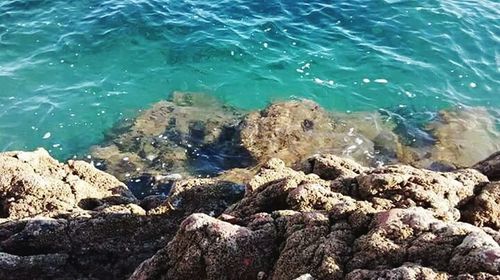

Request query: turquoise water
[{"left": 0, "top": 0, "right": 499, "bottom": 160}]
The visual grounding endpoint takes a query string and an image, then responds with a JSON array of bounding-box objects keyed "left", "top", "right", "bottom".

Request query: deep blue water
[{"left": 0, "top": 0, "right": 499, "bottom": 159}]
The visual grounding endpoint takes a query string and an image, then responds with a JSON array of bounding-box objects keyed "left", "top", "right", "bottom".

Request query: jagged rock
[
  {"left": 462, "top": 182, "right": 500, "bottom": 230},
  {"left": 149, "top": 178, "right": 245, "bottom": 217},
  {"left": 0, "top": 212, "right": 180, "bottom": 279},
  {"left": 0, "top": 148, "right": 136, "bottom": 219},
  {"left": 354, "top": 165, "right": 488, "bottom": 220},
  {"left": 299, "top": 154, "right": 367, "bottom": 180},
  {"left": 349, "top": 208, "right": 500, "bottom": 275},
  {"left": 473, "top": 151, "right": 500, "bottom": 181},
  {"left": 130, "top": 213, "right": 277, "bottom": 280},
  {"left": 0, "top": 252, "right": 70, "bottom": 279},
  {"left": 345, "top": 263, "right": 449, "bottom": 280},
  {"left": 225, "top": 159, "right": 330, "bottom": 218}
]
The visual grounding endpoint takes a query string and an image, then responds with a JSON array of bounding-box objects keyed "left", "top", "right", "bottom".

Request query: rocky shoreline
[{"left": 0, "top": 95, "right": 499, "bottom": 279}]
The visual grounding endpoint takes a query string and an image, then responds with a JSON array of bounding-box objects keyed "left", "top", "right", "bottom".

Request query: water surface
[{"left": 0, "top": 0, "right": 498, "bottom": 159}]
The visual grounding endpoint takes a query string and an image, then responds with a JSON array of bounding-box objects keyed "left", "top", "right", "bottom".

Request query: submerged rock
[
  {"left": 90, "top": 92, "right": 252, "bottom": 197},
  {"left": 425, "top": 107, "right": 500, "bottom": 168},
  {"left": 239, "top": 100, "right": 377, "bottom": 166}
]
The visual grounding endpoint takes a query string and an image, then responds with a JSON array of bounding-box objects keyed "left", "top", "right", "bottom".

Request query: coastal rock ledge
[{"left": 0, "top": 148, "right": 499, "bottom": 279}]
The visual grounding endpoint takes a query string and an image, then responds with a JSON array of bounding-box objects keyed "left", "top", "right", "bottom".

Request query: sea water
[{"left": 0, "top": 0, "right": 498, "bottom": 160}]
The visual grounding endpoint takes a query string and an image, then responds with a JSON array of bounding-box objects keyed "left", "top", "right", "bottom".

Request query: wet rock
[
  {"left": 239, "top": 100, "right": 376, "bottom": 167},
  {"left": 426, "top": 107, "right": 500, "bottom": 168},
  {"left": 462, "top": 182, "right": 500, "bottom": 230},
  {"left": 299, "top": 154, "right": 367, "bottom": 180},
  {"left": 140, "top": 195, "right": 168, "bottom": 211},
  {"left": 90, "top": 92, "right": 251, "bottom": 195},
  {"left": 473, "top": 151, "right": 500, "bottom": 181},
  {"left": 130, "top": 213, "right": 277, "bottom": 280},
  {"left": 0, "top": 148, "right": 136, "bottom": 219},
  {"left": 150, "top": 178, "right": 245, "bottom": 217}
]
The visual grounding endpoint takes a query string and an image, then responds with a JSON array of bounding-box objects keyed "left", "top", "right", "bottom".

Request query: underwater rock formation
[
  {"left": 89, "top": 92, "right": 251, "bottom": 197},
  {"left": 425, "top": 107, "right": 500, "bottom": 168}
]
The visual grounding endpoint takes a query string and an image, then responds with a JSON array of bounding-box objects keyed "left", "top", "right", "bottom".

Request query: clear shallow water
[{"left": 0, "top": 0, "right": 499, "bottom": 160}]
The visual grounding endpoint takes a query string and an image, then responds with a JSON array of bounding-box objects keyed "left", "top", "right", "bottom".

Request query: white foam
[
  {"left": 374, "top": 79, "right": 388, "bottom": 84},
  {"left": 42, "top": 132, "right": 51, "bottom": 139},
  {"left": 363, "top": 78, "right": 370, "bottom": 83}
]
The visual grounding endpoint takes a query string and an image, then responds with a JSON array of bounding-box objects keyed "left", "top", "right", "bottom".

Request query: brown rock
[
  {"left": 345, "top": 263, "right": 449, "bottom": 280},
  {"left": 299, "top": 154, "right": 367, "bottom": 180},
  {"left": 239, "top": 100, "right": 376, "bottom": 166},
  {"left": 349, "top": 208, "right": 500, "bottom": 275},
  {"left": 473, "top": 152, "right": 500, "bottom": 181},
  {"left": 426, "top": 107, "right": 500, "bottom": 168},
  {"left": 462, "top": 182, "right": 500, "bottom": 230},
  {"left": 354, "top": 165, "right": 488, "bottom": 219},
  {"left": 0, "top": 149, "right": 136, "bottom": 219},
  {"left": 150, "top": 178, "right": 245, "bottom": 217},
  {"left": 130, "top": 213, "right": 277, "bottom": 280}
]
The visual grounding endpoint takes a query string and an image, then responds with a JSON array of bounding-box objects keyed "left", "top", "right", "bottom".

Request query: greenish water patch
[{"left": 0, "top": 0, "right": 498, "bottom": 160}]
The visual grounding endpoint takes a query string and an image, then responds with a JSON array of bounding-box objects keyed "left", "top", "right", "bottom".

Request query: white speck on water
[
  {"left": 363, "top": 78, "right": 370, "bottom": 83},
  {"left": 469, "top": 82, "right": 477, "bottom": 88},
  {"left": 42, "top": 132, "right": 51, "bottom": 139},
  {"left": 264, "top": 28, "right": 271, "bottom": 32},
  {"left": 314, "top": 78, "right": 334, "bottom": 87},
  {"left": 263, "top": 42, "right": 268, "bottom": 48},
  {"left": 52, "top": 144, "right": 61, "bottom": 148},
  {"left": 374, "top": 79, "right": 388, "bottom": 84},
  {"left": 314, "top": 78, "right": 323, "bottom": 84},
  {"left": 230, "top": 51, "right": 234, "bottom": 56}
]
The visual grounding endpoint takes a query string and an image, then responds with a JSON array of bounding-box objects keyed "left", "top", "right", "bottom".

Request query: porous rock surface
[
  {"left": 132, "top": 154, "right": 500, "bottom": 280},
  {"left": 0, "top": 150, "right": 244, "bottom": 279},
  {"left": 0, "top": 148, "right": 135, "bottom": 219}
]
